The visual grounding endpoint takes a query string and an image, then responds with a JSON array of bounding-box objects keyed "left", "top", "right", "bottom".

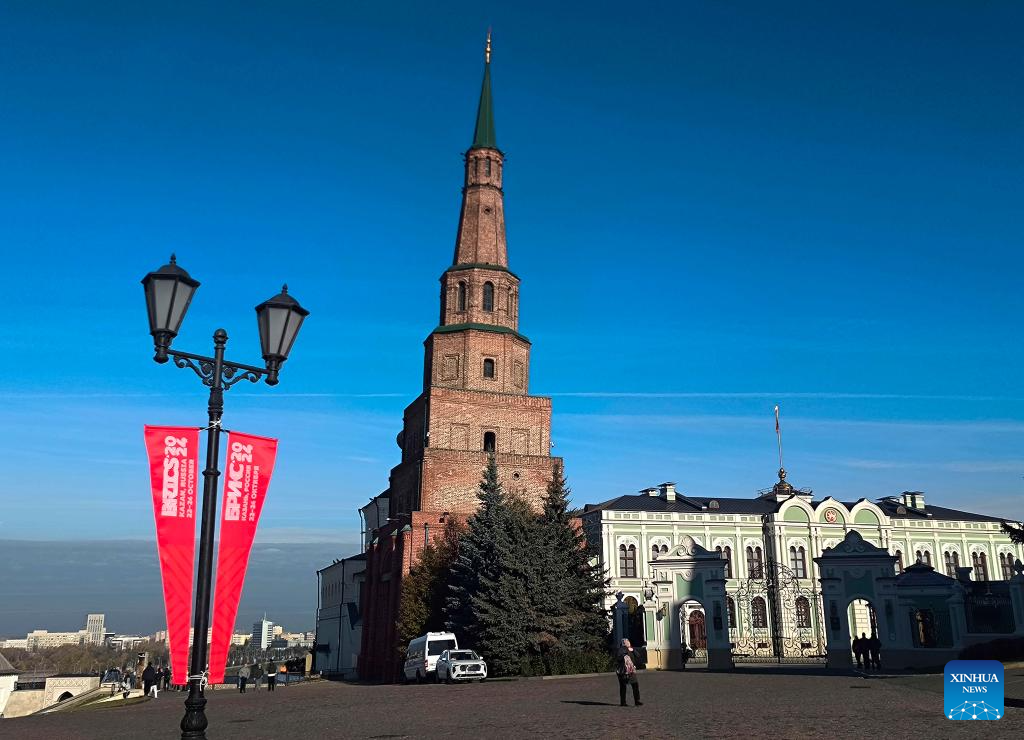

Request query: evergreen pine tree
[
  {"left": 533, "top": 462, "right": 609, "bottom": 655},
  {"left": 1003, "top": 521, "right": 1024, "bottom": 546},
  {"left": 446, "top": 454, "right": 536, "bottom": 675}
]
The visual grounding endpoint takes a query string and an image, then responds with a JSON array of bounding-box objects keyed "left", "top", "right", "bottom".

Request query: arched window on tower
[
  {"left": 483, "top": 431, "right": 496, "bottom": 453},
  {"left": 457, "top": 281, "right": 467, "bottom": 312},
  {"left": 483, "top": 358, "right": 495, "bottom": 379},
  {"left": 485, "top": 158, "right": 492, "bottom": 177},
  {"left": 483, "top": 282, "right": 494, "bottom": 312}
]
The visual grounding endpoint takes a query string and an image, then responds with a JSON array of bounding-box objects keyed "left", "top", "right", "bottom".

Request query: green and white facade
[{"left": 582, "top": 476, "right": 1024, "bottom": 669}]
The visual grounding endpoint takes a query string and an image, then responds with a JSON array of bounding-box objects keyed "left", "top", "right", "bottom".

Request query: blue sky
[{"left": 1, "top": 0, "right": 1022, "bottom": 546}]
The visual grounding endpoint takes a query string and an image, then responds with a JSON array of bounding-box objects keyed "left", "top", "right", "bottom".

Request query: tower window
[
  {"left": 483, "top": 431, "right": 496, "bottom": 453},
  {"left": 457, "top": 281, "right": 467, "bottom": 312},
  {"left": 483, "top": 358, "right": 495, "bottom": 379},
  {"left": 483, "top": 282, "right": 494, "bottom": 312},
  {"left": 485, "top": 158, "right": 492, "bottom": 176}
]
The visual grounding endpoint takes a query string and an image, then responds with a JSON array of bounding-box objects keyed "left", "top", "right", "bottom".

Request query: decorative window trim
[{"left": 616, "top": 536, "right": 640, "bottom": 551}]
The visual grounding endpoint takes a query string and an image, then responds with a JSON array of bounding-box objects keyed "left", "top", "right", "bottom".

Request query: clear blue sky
[{"left": 1, "top": 1, "right": 1022, "bottom": 545}]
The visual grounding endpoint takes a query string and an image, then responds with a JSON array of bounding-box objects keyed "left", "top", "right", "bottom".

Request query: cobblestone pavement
[{"left": 3, "top": 666, "right": 1023, "bottom": 739}]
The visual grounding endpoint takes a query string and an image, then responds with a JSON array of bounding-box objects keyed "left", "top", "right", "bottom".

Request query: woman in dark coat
[{"left": 615, "top": 638, "right": 643, "bottom": 707}]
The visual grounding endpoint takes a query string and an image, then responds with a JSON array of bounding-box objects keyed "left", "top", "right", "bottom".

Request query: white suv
[{"left": 436, "top": 649, "right": 488, "bottom": 683}]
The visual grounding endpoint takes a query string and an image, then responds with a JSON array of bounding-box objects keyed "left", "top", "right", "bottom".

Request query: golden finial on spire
[{"left": 485, "top": 28, "right": 492, "bottom": 64}]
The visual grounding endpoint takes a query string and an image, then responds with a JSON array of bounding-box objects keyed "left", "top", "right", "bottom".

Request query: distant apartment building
[
  {"left": 85, "top": 614, "right": 105, "bottom": 645},
  {"left": 231, "top": 633, "right": 251, "bottom": 646},
  {"left": 26, "top": 630, "right": 87, "bottom": 650},
  {"left": 252, "top": 618, "right": 274, "bottom": 650},
  {"left": 0, "top": 639, "right": 27, "bottom": 650}
]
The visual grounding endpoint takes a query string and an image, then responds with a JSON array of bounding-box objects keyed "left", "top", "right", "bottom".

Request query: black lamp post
[{"left": 142, "top": 255, "right": 308, "bottom": 740}]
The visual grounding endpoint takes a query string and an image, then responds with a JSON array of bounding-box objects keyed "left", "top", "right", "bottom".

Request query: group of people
[
  {"left": 237, "top": 662, "right": 285, "bottom": 693},
  {"left": 851, "top": 632, "right": 882, "bottom": 670},
  {"left": 104, "top": 663, "right": 175, "bottom": 700}
]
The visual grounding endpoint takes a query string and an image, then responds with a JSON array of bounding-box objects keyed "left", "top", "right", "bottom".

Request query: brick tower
[{"left": 359, "top": 35, "right": 561, "bottom": 681}]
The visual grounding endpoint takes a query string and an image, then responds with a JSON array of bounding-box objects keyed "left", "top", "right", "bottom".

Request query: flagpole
[{"left": 775, "top": 404, "right": 784, "bottom": 476}]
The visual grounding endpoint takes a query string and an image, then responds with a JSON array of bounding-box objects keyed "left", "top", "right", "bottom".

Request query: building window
[
  {"left": 483, "top": 431, "right": 496, "bottom": 453},
  {"left": 485, "top": 158, "right": 492, "bottom": 176},
  {"left": 895, "top": 550, "right": 904, "bottom": 574},
  {"left": 943, "top": 551, "right": 961, "bottom": 578},
  {"left": 483, "top": 282, "right": 494, "bottom": 312},
  {"left": 726, "top": 597, "right": 736, "bottom": 628},
  {"left": 457, "top": 281, "right": 467, "bottom": 312},
  {"left": 972, "top": 552, "right": 988, "bottom": 582},
  {"left": 483, "top": 358, "right": 495, "bottom": 378},
  {"left": 789, "top": 546, "right": 807, "bottom": 579},
  {"left": 716, "top": 545, "right": 733, "bottom": 578},
  {"left": 751, "top": 597, "right": 768, "bottom": 629},
  {"left": 916, "top": 549, "right": 931, "bottom": 567},
  {"left": 619, "top": 544, "right": 637, "bottom": 578},
  {"left": 652, "top": 544, "right": 660, "bottom": 559},
  {"left": 1000, "top": 553, "right": 1015, "bottom": 580},
  {"left": 747, "top": 546, "right": 764, "bottom": 579},
  {"left": 795, "top": 596, "right": 812, "bottom": 629}
]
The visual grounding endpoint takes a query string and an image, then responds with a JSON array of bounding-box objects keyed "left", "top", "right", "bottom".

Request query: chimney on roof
[
  {"left": 901, "top": 491, "right": 926, "bottom": 510},
  {"left": 659, "top": 482, "right": 677, "bottom": 502},
  {"left": 641, "top": 487, "right": 659, "bottom": 497}
]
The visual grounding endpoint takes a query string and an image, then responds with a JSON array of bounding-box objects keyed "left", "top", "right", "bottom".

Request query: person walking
[
  {"left": 238, "top": 663, "right": 250, "bottom": 693},
  {"left": 853, "top": 632, "right": 868, "bottom": 669},
  {"left": 868, "top": 633, "right": 882, "bottom": 670},
  {"left": 615, "top": 638, "right": 643, "bottom": 707},
  {"left": 142, "top": 663, "right": 158, "bottom": 699},
  {"left": 252, "top": 662, "right": 263, "bottom": 691},
  {"left": 266, "top": 663, "right": 276, "bottom": 692},
  {"left": 680, "top": 642, "right": 692, "bottom": 671},
  {"left": 279, "top": 664, "right": 288, "bottom": 686}
]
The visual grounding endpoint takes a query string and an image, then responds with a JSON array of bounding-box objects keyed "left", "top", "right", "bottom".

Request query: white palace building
[{"left": 582, "top": 472, "right": 1024, "bottom": 670}]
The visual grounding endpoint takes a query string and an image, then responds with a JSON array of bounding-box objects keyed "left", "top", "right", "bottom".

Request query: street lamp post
[{"left": 141, "top": 255, "right": 308, "bottom": 740}]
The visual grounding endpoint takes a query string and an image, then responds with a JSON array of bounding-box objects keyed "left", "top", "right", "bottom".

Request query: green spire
[{"left": 471, "top": 32, "right": 497, "bottom": 149}]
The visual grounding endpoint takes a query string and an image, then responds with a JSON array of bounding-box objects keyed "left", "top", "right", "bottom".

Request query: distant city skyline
[
  {"left": 0, "top": 540, "right": 339, "bottom": 637},
  {"left": 1, "top": 2, "right": 1021, "bottom": 550}
]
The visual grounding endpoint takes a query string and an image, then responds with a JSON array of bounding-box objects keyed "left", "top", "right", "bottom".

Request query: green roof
[{"left": 472, "top": 61, "right": 497, "bottom": 149}]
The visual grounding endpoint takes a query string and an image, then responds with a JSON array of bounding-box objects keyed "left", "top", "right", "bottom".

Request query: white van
[{"left": 404, "top": 632, "right": 458, "bottom": 683}]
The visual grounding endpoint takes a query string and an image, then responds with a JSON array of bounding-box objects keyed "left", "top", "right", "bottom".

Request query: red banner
[
  {"left": 144, "top": 425, "right": 200, "bottom": 686},
  {"left": 207, "top": 431, "right": 278, "bottom": 683}
]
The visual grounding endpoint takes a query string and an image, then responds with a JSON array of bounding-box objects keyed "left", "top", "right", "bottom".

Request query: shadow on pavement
[{"left": 561, "top": 700, "right": 617, "bottom": 706}]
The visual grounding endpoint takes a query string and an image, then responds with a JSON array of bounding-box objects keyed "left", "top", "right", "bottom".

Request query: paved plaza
[{"left": 3, "top": 667, "right": 1023, "bottom": 739}]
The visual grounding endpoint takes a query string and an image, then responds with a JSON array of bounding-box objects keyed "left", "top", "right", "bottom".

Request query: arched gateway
[{"left": 643, "top": 535, "right": 732, "bottom": 670}]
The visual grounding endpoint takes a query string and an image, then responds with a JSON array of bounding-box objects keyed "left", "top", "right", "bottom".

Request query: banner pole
[{"left": 181, "top": 329, "right": 227, "bottom": 740}]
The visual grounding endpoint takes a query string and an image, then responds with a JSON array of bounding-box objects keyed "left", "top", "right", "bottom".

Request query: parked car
[
  {"left": 404, "top": 632, "right": 459, "bottom": 683},
  {"left": 436, "top": 649, "right": 488, "bottom": 683}
]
